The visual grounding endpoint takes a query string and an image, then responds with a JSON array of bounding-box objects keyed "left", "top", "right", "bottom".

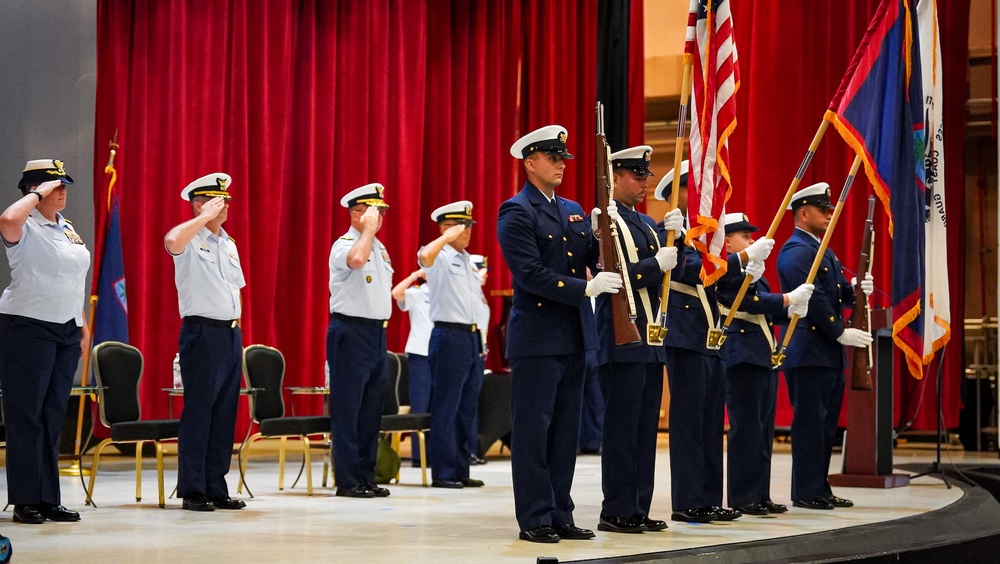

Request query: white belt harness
[
  {"left": 614, "top": 214, "right": 657, "bottom": 346},
  {"left": 717, "top": 304, "right": 775, "bottom": 350}
]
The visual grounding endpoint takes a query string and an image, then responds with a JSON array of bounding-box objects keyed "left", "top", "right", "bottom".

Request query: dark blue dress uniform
[
  {"left": 595, "top": 204, "right": 666, "bottom": 523},
  {"left": 662, "top": 237, "right": 740, "bottom": 514},
  {"left": 718, "top": 269, "right": 786, "bottom": 509},
  {"left": 497, "top": 181, "right": 599, "bottom": 533},
  {"left": 776, "top": 227, "right": 855, "bottom": 503}
]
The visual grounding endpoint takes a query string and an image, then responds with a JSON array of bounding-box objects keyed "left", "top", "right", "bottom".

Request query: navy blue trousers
[
  {"left": 599, "top": 361, "right": 663, "bottom": 519},
  {"left": 407, "top": 353, "right": 430, "bottom": 464},
  {"left": 578, "top": 350, "right": 604, "bottom": 452},
  {"left": 460, "top": 355, "right": 485, "bottom": 459},
  {"left": 725, "top": 363, "right": 778, "bottom": 507},
  {"left": 177, "top": 320, "right": 242, "bottom": 500},
  {"left": 784, "top": 367, "right": 844, "bottom": 501},
  {"left": 510, "top": 353, "right": 585, "bottom": 531},
  {"left": 428, "top": 327, "right": 480, "bottom": 482},
  {"left": 0, "top": 315, "right": 79, "bottom": 506},
  {"left": 327, "top": 318, "right": 388, "bottom": 489},
  {"left": 666, "top": 349, "right": 725, "bottom": 511}
]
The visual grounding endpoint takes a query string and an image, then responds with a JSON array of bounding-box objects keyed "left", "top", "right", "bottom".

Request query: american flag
[{"left": 687, "top": 0, "right": 739, "bottom": 286}]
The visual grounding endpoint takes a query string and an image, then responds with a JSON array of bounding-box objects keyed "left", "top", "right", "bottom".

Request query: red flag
[{"left": 688, "top": 0, "right": 739, "bottom": 286}]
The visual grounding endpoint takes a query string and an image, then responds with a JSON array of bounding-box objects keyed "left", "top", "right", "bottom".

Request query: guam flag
[
  {"left": 824, "top": 0, "right": 926, "bottom": 378},
  {"left": 92, "top": 162, "right": 128, "bottom": 345}
]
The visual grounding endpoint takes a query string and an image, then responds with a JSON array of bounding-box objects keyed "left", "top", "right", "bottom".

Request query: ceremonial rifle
[
  {"left": 595, "top": 102, "right": 641, "bottom": 347},
  {"left": 848, "top": 196, "right": 876, "bottom": 391}
]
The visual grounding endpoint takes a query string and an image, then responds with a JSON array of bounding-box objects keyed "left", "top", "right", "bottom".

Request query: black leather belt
[
  {"left": 184, "top": 316, "right": 238, "bottom": 328},
  {"left": 333, "top": 312, "right": 388, "bottom": 328},
  {"left": 434, "top": 321, "right": 478, "bottom": 332}
]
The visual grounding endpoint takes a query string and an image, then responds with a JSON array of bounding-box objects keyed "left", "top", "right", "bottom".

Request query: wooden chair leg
[
  {"left": 278, "top": 436, "right": 287, "bottom": 490},
  {"left": 135, "top": 441, "right": 144, "bottom": 502},
  {"left": 237, "top": 433, "right": 261, "bottom": 496},
  {"left": 416, "top": 430, "right": 428, "bottom": 487},
  {"left": 391, "top": 432, "right": 402, "bottom": 483},
  {"left": 155, "top": 441, "right": 166, "bottom": 508},
  {"left": 301, "top": 436, "right": 314, "bottom": 496},
  {"left": 86, "top": 439, "right": 114, "bottom": 507}
]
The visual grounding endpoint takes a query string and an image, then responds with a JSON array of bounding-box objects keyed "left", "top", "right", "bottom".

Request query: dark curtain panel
[{"left": 597, "top": 0, "right": 631, "bottom": 154}]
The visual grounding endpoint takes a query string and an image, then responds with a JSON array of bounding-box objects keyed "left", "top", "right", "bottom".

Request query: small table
[{"left": 286, "top": 386, "right": 330, "bottom": 416}]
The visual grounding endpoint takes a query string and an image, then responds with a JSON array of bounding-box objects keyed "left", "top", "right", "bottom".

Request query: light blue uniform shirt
[
  {"left": 398, "top": 284, "right": 431, "bottom": 356},
  {"left": 329, "top": 226, "right": 393, "bottom": 320},
  {"left": 420, "top": 244, "right": 481, "bottom": 324},
  {"left": 171, "top": 226, "right": 245, "bottom": 320},
  {"left": 0, "top": 211, "right": 90, "bottom": 325}
]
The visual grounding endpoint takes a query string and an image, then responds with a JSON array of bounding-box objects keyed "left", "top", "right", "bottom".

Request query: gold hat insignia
[{"left": 558, "top": 132, "right": 567, "bottom": 143}]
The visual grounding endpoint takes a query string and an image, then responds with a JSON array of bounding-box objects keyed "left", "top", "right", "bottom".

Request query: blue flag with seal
[
  {"left": 93, "top": 166, "right": 128, "bottom": 345},
  {"left": 824, "top": 0, "right": 925, "bottom": 378}
]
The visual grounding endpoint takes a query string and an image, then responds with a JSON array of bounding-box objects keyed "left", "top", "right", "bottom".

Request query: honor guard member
[
  {"left": 418, "top": 201, "right": 485, "bottom": 489},
  {"left": 328, "top": 183, "right": 393, "bottom": 498},
  {"left": 717, "top": 212, "right": 813, "bottom": 516},
  {"left": 462, "top": 253, "right": 490, "bottom": 466},
  {"left": 391, "top": 266, "right": 431, "bottom": 468},
  {"left": 498, "top": 125, "right": 621, "bottom": 543},
  {"left": 0, "top": 160, "right": 89, "bottom": 524},
  {"left": 776, "top": 183, "right": 873, "bottom": 510},
  {"left": 164, "top": 173, "right": 247, "bottom": 512},
  {"left": 654, "top": 163, "right": 774, "bottom": 523},
  {"left": 592, "top": 146, "right": 678, "bottom": 534}
]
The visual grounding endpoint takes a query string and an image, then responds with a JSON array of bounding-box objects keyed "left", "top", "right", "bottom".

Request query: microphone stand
[{"left": 909, "top": 344, "right": 972, "bottom": 488}]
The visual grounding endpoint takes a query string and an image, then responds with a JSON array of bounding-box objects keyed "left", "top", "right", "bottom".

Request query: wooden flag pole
[
  {"left": 771, "top": 154, "right": 863, "bottom": 368},
  {"left": 711, "top": 119, "right": 832, "bottom": 348},
  {"left": 648, "top": 0, "right": 698, "bottom": 345}
]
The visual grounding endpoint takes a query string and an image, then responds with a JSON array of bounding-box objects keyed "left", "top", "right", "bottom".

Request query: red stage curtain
[
  {"left": 94, "top": 0, "right": 595, "bottom": 433},
  {"left": 728, "top": 0, "right": 969, "bottom": 430}
]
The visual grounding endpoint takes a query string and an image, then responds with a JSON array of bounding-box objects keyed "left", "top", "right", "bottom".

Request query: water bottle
[
  {"left": 324, "top": 360, "right": 330, "bottom": 388},
  {"left": 173, "top": 353, "right": 183, "bottom": 389}
]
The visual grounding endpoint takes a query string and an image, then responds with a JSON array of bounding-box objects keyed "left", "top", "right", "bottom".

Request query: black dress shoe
[
  {"left": 792, "top": 497, "right": 834, "bottom": 510},
  {"left": 763, "top": 500, "right": 788, "bottom": 513},
  {"left": 38, "top": 503, "right": 81, "bottom": 522},
  {"left": 708, "top": 506, "right": 742, "bottom": 521},
  {"left": 827, "top": 495, "right": 854, "bottom": 508},
  {"left": 519, "top": 525, "right": 560, "bottom": 543},
  {"left": 641, "top": 517, "right": 668, "bottom": 531},
  {"left": 12, "top": 505, "right": 44, "bottom": 524},
  {"left": 335, "top": 485, "right": 376, "bottom": 498},
  {"left": 579, "top": 447, "right": 601, "bottom": 455},
  {"left": 671, "top": 507, "right": 716, "bottom": 523},
  {"left": 363, "top": 483, "right": 391, "bottom": 497},
  {"left": 734, "top": 502, "right": 769, "bottom": 516},
  {"left": 469, "top": 455, "right": 487, "bottom": 465},
  {"left": 460, "top": 478, "right": 484, "bottom": 488},
  {"left": 598, "top": 513, "right": 647, "bottom": 533},
  {"left": 182, "top": 498, "right": 216, "bottom": 512},
  {"left": 431, "top": 479, "right": 464, "bottom": 489},
  {"left": 210, "top": 497, "right": 246, "bottom": 510},
  {"left": 554, "top": 523, "right": 595, "bottom": 540}
]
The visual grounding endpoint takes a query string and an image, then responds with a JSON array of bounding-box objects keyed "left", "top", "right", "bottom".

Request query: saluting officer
[
  {"left": 0, "top": 160, "right": 89, "bottom": 524},
  {"left": 654, "top": 162, "right": 774, "bottom": 524},
  {"left": 418, "top": 200, "right": 485, "bottom": 489},
  {"left": 462, "top": 253, "right": 490, "bottom": 466},
  {"left": 776, "top": 183, "right": 873, "bottom": 510},
  {"left": 328, "top": 183, "right": 393, "bottom": 499},
  {"left": 717, "top": 212, "right": 812, "bottom": 516},
  {"left": 391, "top": 266, "right": 431, "bottom": 468},
  {"left": 497, "top": 125, "right": 621, "bottom": 544},
  {"left": 593, "top": 146, "right": 678, "bottom": 534},
  {"left": 164, "top": 173, "right": 247, "bottom": 512}
]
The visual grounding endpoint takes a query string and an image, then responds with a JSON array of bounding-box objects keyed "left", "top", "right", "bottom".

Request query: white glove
[
  {"left": 744, "top": 237, "right": 776, "bottom": 262},
  {"left": 590, "top": 207, "right": 601, "bottom": 233},
  {"left": 654, "top": 246, "right": 678, "bottom": 272},
  {"left": 744, "top": 260, "right": 764, "bottom": 283},
  {"left": 852, "top": 274, "right": 874, "bottom": 297},
  {"left": 837, "top": 328, "right": 874, "bottom": 347},
  {"left": 662, "top": 208, "right": 684, "bottom": 234},
  {"left": 788, "top": 303, "right": 809, "bottom": 319},
  {"left": 585, "top": 271, "right": 623, "bottom": 297},
  {"left": 607, "top": 200, "right": 620, "bottom": 222},
  {"left": 786, "top": 283, "right": 815, "bottom": 307}
]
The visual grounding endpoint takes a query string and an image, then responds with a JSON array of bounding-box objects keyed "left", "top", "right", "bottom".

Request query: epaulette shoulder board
[
  {"left": 64, "top": 218, "right": 73, "bottom": 224},
  {"left": 228, "top": 236, "right": 236, "bottom": 243},
  {"left": 340, "top": 236, "right": 354, "bottom": 241}
]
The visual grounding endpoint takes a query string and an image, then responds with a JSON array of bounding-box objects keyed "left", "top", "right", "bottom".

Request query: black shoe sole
[{"left": 597, "top": 524, "right": 646, "bottom": 534}]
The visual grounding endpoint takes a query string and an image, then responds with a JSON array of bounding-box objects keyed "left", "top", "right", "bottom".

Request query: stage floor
[{"left": 2, "top": 439, "right": 996, "bottom": 563}]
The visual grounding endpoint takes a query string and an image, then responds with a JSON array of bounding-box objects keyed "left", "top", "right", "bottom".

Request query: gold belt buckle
[
  {"left": 230, "top": 320, "right": 238, "bottom": 328},
  {"left": 470, "top": 324, "right": 477, "bottom": 332},
  {"left": 382, "top": 320, "right": 389, "bottom": 328}
]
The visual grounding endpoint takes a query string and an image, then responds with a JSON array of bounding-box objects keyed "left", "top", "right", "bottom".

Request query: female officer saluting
[{"left": 0, "top": 159, "right": 90, "bottom": 524}]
